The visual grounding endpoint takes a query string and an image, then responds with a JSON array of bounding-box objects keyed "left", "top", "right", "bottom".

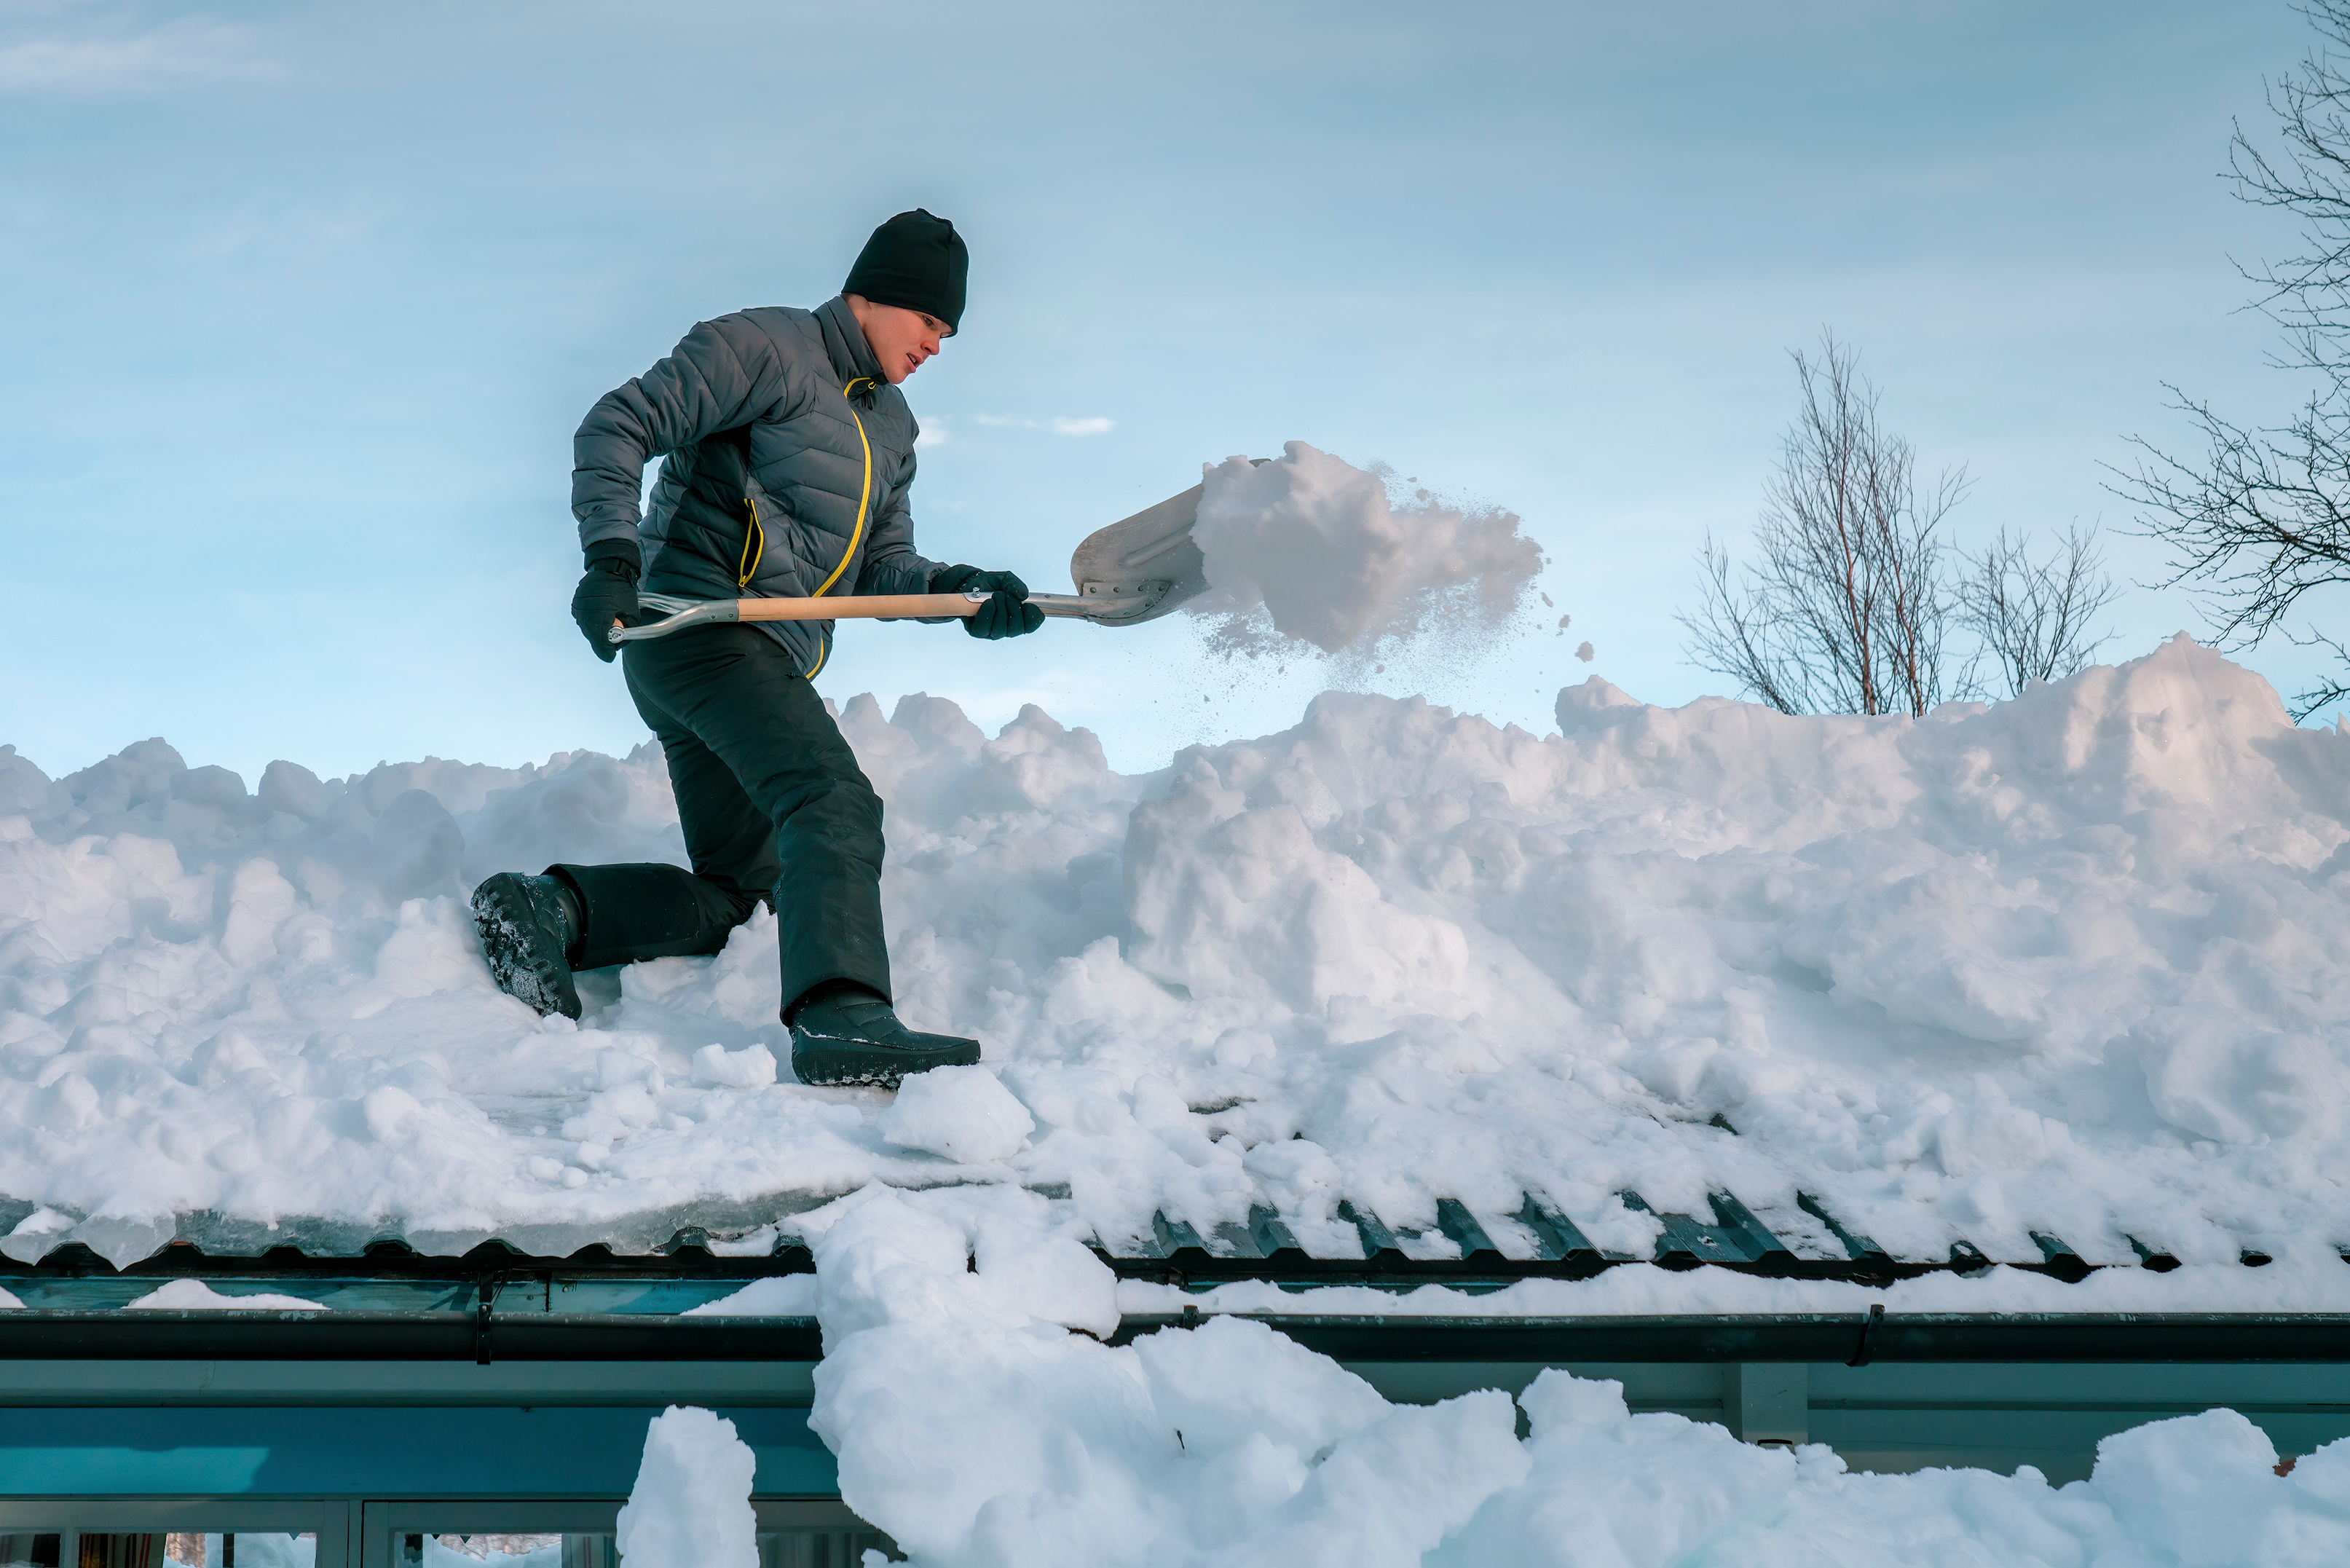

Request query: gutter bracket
[
  {"left": 475, "top": 1277, "right": 497, "bottom": 1367},
  {"left": 1845, "top": 1301, "right": 1885, "bottom": 1368}
]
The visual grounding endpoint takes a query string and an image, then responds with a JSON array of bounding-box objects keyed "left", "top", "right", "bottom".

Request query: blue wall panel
[{"left": 0, "top": 1409, "right": 836, "bottom": 1497}]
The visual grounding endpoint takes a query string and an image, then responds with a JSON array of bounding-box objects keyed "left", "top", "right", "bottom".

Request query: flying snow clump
[{"left": 1189, "top": 440, "right": 1542, "bottom": 654}]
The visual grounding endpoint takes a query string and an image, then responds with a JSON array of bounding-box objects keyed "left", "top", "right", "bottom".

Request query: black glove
[
  {"left": 570, "top": 552, "right": 641, "bottom": 663},
  {"left": 931, "top": 564, "right": 1044, "bottom": 640}
]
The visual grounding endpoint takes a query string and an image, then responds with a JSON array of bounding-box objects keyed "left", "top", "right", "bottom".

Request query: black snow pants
[{"left": 548, "top": 624, "right": 891, "bottom": 1012}]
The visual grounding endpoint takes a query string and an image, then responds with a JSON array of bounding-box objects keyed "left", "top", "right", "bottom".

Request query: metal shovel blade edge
[{"left": 1066, "top": 458, "right": 1263, "bottom": 627}]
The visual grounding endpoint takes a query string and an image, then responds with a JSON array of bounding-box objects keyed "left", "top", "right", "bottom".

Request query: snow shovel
[{"left": 607, "top": 464, "right": 1255, "bottom": 646}]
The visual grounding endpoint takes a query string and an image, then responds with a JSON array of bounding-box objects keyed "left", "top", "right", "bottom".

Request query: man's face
[{"left": 845, "top": 295, "right": 950, "bottom": 385}]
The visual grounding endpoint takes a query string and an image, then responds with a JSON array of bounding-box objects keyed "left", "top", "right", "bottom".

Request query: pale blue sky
[{"left": 0, "top": 1, "right": 2327, "bottom": 783}]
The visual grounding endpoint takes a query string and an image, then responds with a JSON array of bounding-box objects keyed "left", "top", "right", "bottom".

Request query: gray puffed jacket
[{"left": 572, "top": 296, "right": 942, "bottom": 677}]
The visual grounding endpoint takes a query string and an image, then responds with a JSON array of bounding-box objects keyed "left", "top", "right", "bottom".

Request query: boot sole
[
  {"left": 791, "top": 1034, "right": 982, "bottom": 1090},
  {"left": 470, "top": 874, "right": 583, "bottom": 1020}
]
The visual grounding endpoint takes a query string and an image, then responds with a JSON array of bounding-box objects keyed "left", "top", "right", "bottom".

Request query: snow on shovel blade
[{"left": 1065, "top": 458, "right": 1263, "bottom": 626}]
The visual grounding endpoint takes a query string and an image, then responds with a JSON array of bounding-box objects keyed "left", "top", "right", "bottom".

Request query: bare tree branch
[
  {"left": 2110, "top": 1, "right": 2350, "bottom": 712},
  {"left": 2287, "top": 626, "right": 2350, "bottom": 719},
  {"left": 2115, "top": 387, "right": 2350, "bottom": 644},
  {"left": 1680, "top": 333, "right": 1973, "bottom": 716},
  {"left": 2225, "top": 3, "right": 2350, "bottom": 377},
  {"left": 1685, "top": 535, "right": 1810, "bottom": 714},
  {"left": 1959, "top": 524, "right": 2121, "bottom": 697}
]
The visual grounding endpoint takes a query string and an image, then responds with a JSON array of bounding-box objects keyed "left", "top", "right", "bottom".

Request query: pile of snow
[
  {"left": 120, "top": 1277, "right": 326, "bottom": 1311},
  {"left": 798, "top": 1183, "right": 2350, "bottom": 1568},
  {"left": 615, "top": 1406, "right": 758, "bottom": 1568},
  {"left": 1, "top": 635, "right": 2349, "bottom": 1279},
  {"left": 1190, "top": 441, "right": 1543, "bottom": 653}
]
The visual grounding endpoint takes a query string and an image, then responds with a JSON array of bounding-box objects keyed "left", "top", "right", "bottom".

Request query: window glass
[
  {"left": 752, "top": 1536, "right": 890, "bottom": 1568},
  {"left": 397, "top": 1534, "right": 888, "bottom": 1568},
  {"left": 0, "top": 1538, "right": 312, "bottom": 1568},
  {"left": 415, "top": 1541, "right": 561, "bottom": 1568},
  {"left": 205, "top": 1537, "right": 314, "bottom": 1568}
]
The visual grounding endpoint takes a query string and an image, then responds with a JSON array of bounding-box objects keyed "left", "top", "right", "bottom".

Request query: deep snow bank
[
  {"left": 800, "top": 1183, "right": 2350, "bottom": 1568},
  {"left": 2, "top": 635, "right": 2349, "bottom": 1272}
]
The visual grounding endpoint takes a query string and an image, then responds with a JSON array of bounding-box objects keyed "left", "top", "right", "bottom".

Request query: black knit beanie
[{"left": 842, "top": 209, "right": 968, "bottom": 334}]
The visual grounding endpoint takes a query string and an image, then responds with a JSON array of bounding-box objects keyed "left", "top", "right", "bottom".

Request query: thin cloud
[
  {"left": 0, "top": 14, "right": 275, "bottom": 96},
  {"left": 186, "top": 203, "right": 382, "bottom": 268},
  {"left": 974, "top": 414, "right": 1116, "bottom": 438}
]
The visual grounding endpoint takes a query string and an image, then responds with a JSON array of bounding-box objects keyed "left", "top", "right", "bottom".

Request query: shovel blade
[{"left": 1065, "top": 460, "right": 1262, "bottom": 626}]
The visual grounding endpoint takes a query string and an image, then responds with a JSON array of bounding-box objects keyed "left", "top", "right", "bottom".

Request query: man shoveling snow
[
  {"left": 471, "top": 208, "right": 1041, "bottom": 1087},
  {"left": 462, "top": 217, "right": 1548, "bottom": 1089}
]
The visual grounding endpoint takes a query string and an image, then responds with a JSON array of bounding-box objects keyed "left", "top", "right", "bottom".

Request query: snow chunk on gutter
[{"left": 122, "top": 1278, "right": 327, "bottom": 1311}]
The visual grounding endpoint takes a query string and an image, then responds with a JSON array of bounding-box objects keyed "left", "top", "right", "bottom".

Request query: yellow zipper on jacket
[
  {"left": 811, "top": 378, "right": 876, "bottom": 598},
  {"left": 737, "top": 496, "right": 765, "bottom": 588},
  {"left": 751, "top": 375, "right": 874, "bottom": 677}
]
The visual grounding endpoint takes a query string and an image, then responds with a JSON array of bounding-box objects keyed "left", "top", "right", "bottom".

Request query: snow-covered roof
[{"left": 4, "top": 636, "right": 2347, "bottom": 1307}]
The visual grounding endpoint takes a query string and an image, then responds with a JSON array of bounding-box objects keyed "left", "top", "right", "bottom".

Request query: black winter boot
[
  {"left": 789, "top": 983, "right": 980, "bottom": 1088},
  {"left": 470, "top": 872, "right": 583, "bottom": 1020}
]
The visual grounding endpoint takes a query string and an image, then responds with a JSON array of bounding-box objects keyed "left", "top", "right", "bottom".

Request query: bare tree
[
  {"left": 1959, "top": 524, "right": 2121, "bottom": 698},
  {"left": 1682, "top": 333, "right": 1972, "bottom": 717},
  {"left": 2113, "top": 0, "right": 2350, "bottom": 718}
]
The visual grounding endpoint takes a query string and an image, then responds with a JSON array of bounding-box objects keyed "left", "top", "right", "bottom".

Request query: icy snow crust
[{"left": 4, "top": 635, "right": 2349, "bottom": 1273}]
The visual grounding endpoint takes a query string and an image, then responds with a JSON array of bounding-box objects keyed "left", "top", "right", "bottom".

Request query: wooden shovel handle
[
  {"left": 611, "top": 589, "right": 1111, "bottom": 645},
  {"left": 736, "top": 592, "right": 980, "bottom": 621}
]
